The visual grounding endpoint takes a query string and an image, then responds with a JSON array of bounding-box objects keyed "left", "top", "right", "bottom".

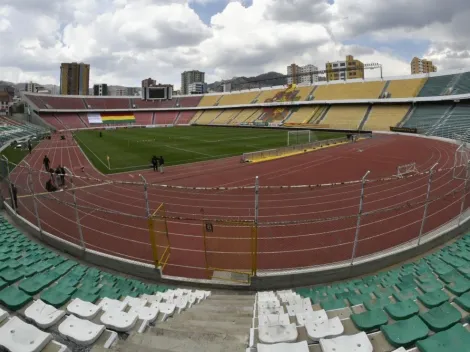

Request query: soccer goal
[
  {"left": 287, "top": 130, "right": 315, "bottom": 146},
  {"left": 397, "top": 162, "right": 418, "bottom": 178}
]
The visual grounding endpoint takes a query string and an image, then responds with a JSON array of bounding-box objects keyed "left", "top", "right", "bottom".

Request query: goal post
[
  {"left": 453, "top": 143, "right": 470, "bottom": 180},
  {"left": 397, "top": 162, "right": 418, "bottom": 178},
  {"left": 287, "top": 130, "right": 312, "bottom": 146}
]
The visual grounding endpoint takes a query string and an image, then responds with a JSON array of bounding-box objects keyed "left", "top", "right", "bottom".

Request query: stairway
[
  {"left": 358, "top": 104, "right": 373, "bottom": 130},
  {"left": 379, "top": 80, "right": 390, "bottom": 98},
  {"left": 110, "top": 294, "right": 254, "bottom": 352}
]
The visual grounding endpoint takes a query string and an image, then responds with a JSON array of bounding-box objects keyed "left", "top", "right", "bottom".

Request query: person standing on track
[
  {"left": 60, "top": 165, "right": 66, "bottom": 186},
  {"left": 10, "top": 183, "right": 18, "bottom": 212},
  {"left": 159, "top": 156, "right": 165, "bottom": 173},
  {"left": 151, "top": 155, "right": 158, "bottom": 172},
  {"left": 43, "top": 155, "right": 50, "bottom": 172},
  {"left": 28, "top": 140, "right": 32, "bottom": 154}
]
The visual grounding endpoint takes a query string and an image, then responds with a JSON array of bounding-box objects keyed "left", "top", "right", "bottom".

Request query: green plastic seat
[
  {"left": 441, "top": 255, "right": 467, "bottom": 268},
  {"left": 418, "top": 290, "right": 450, "bottom": 309},
  {"left": 393, "top": 288, "right": 419, "bottom": 302},
  {"left": 0, "top": 267, "right": 24, "bottom": 283},
  {"left": 0, "top": 285, "right": 33, "bottom": 310},
  {"left": 19, "top": 275, "right": 50, "bottom": 295},
  {"left": 79, "top": 283, "right": 100, "bottom": 295},
  {"left": 446, "top": 277, "right": 470, "bottom": 296},
  {"left": 384, "top": 300, "right": 419, "bottom": 320},
  {"left": 381, "top": 315, "right": 429, "bottom": 348},
  {"left": 320, "top": 298, "right": 347, "bottom": 311},
  {"left": 4, "top": 259, "right": 21, "bottom": 270},
  {"left": 363, "top": 296, "right": 393, "bottom": 311},
  {"left": 373, "top": 287, "right": 395, "bottom": 298},
  {"left": 350, "top": 309, "right": 388, "bottom": 332},
  {"left": 73, "top": 288, "right": 99, "bottom": 303},
  {"left": 35, "top": 261, "right": 53, "bottom": 273},
  {"left": 99, "top": 286, "right": 121, "bottom": 300},
  {"left": 438, "top": 269, "right": 464, "bottom": 283},
  {"left": 348, "top": 293, "right": 372, "bottom": 306},
  {"left": 418, "top": 280, "right": 444, "bottom": 293},
  {"left": 454, "top": 291, "right": 470, "bottom": 311},
  {"left": 416, "top": 323, "right": 470, "bottom": 352},
  {"left": 419, "top": 302, "right": 461, "bottom": 332},
  {"left": 0, "top": 278, "right": 7, "bottom": 291},
  {"left": 41, "top": 286, "right": 73, "bottom": 308}
]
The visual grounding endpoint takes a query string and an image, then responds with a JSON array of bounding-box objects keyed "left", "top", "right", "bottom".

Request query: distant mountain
[{"left": 207, "top": 72, "right": 287, "bottom": 92}]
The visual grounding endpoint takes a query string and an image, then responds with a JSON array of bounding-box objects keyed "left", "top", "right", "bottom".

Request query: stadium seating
[
  {"left": 175, "top": 111, "right": 197, "bottom": 125},
  {"left": 178, "top": 96, "right": 203, "bottom": 107},
  {"left": 385, "top": 78, "right": 426, "bottom": 98},
  {"left": 211, "top": 109, "right": 243, "bottom": 124},
  {"left": 84, "top": 98, "right": 130, "bottom": 109},
  {"left": 134, "top": 112, "right": 153, "bottom": 125},
  {"left": 321, "top": 105, "right": 368, "bottom": 129},
  {"left": 217, "top": 91, "right": 260, "bottom": 106},
  {"left": 249, "top": 232, "right": 470, "bottom": 352},
  {"left": 55, "top": 113, "right": 88, "bottom": 129},
  {"left": 363, "top": 105, "right": 411, "bottom": 131},
  {"left": 0, "top": 215, "right": 212, "bottom": 351},
  {"left": 427, "top": 104, "right": 470, "bottom": 137},
  {"left": 254, "top": 88, "right": 285, "bottom": 104},
  {"left": 418, "top": 74, "right": 456, "bottom": 97},
  {"left": 313, "top": 81, "right": 385, "bottom": 100},
  {"left": 194, "top": 109, "right": 221, "bottom": 124},
  {"left": 198, "top": 94, "right": 222, "bottom": 107},
  {"left": 229, "top": 108, "right": 263, "bottom": 125},
  {"left": 452, "top": 72, "right": 470, "bottom": 95},
  {"left": 403, "top": 104, "right": 452, "bottom": 132},
  {"left": 285, "top": 106, "right": 322, "bottom": 124},
  {"left": 40, "top": 114, "right": 64, "bottom": 130},
  {"left": 154, "top": 111, "right": 178, "bottom": 125},
  {"left": 296, "top": 86, "right": 316, "bottom": 101},
  {"left": 39, "top": 96, "right": 87, "bottom": 109}
]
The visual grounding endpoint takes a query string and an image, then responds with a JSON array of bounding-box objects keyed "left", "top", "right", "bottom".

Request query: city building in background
[
  {"left": 188, "top": 82, "right": 207, "bottom": 95},
  {"left": 25, "top": 82, "right": 44, "bottom": 93},
  {"left": 60, "top": 62, "right": 90, "bottom": 95},
  {"left": 287, "top": 64, "right": 319, "bottom": 85},
  {"left": 93, "top": 84, "right": 108, "bottom": 96},
  {"left": 141, "top": 78, "right": 156, "bottom": 88},
  {"left": 181, "top": 70, "right": 205, "bottom": 95},
  {"left": 0, "top": 92, "right": 11, "bottom": 115},
  {"left": 326, "top": 55, "right": 364, "bottom": 81},
  {"left": 411, "top": 57, "right": 437, "bottom": 74}
]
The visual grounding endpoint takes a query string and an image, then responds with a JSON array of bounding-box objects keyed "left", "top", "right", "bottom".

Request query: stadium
[{"left": 1, "top": 68, "right": 470, "bottom": 351}]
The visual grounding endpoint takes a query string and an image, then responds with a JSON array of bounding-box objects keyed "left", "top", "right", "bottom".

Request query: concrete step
[
  {"left": 209, "top": 294, "right": 255, "bottom": 301},
  {"left": 185, "top": 304, "right": 253, "bottom": 315},
  {"left": 159, "top": 318, "right": 250, "bottom": 336}
]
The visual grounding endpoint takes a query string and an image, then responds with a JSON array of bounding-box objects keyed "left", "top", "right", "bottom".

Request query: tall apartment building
[
  {"left": 93, "top": 84, "right": 108, "bottom": 96},
  {"left": 326, "top": 55, "right": 364, "bottom": 81},
  {"left": 411, "top": 57, "right": 437, "bottom": 74},
  {"left": 141, "top": 78, "right": 156, "bottom": 88},
  {"left": 60, "top": 62, "right": 90, "bottom": 95},
  {"left": 287, "top": 64, "right": 319, "bottom": 85},
  {"left": 181, "top": 70, "right": 205, "bottom": 95},
  {"left": 24, "top": 82, "right": 44, "bottom": 93}
]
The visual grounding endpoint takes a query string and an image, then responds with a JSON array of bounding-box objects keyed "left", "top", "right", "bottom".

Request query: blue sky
[{"left": 190, "top": 0, "right": 254, "bottom": 25}]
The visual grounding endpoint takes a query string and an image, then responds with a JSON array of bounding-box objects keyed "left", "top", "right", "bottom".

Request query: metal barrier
[
  {"left": 1, "top": 147, "right": 469, "bottom": 280},
  {"left": 242, "top": 137, "right": 350, "bottom": 163}
]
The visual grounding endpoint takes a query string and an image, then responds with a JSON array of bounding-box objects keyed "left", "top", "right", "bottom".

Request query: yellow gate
[
  {"left": 148, "top": 203, "right": 171, "bottom": 270},
  {"left": 202, "top": 218, "right": 257, "bottom": 284}
]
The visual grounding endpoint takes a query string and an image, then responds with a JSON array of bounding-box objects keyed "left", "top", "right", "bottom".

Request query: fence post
[
  {"left": 254, "top": 176, "right": 259, "bottom": 225},
  {"left": 2, "top": 156, "right": 16, "bottom": 213},
  {"left": 458, "top": 162, "right": 470, "bottom": 226},
  {"left": 140, "top": 175, "right": 151, "bottom": 217},
  {"left": 69, "top": 175, "right": 86, "bottom": 252},
  {"left": 253, "top": 176, "right": 260, "bottom": 277},
  {"left": 351, "top": 170, "right": 370, "bottom": 265},
  {"left": 24, "top": 161, "right": 42, "bottom": 238},
  {"left": 418, "top": 163, "right": 438, "bottom": 246}
]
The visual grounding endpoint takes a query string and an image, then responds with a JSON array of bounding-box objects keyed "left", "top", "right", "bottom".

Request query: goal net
[
  {"left": 453, "top": 144, "right": 470, "bottom": 180},
  {"left": 397, "top": 162, "right": 418, "bottom": 178},
  {"left": 287, "top": 130, "right": 314, "bottom": 146}
]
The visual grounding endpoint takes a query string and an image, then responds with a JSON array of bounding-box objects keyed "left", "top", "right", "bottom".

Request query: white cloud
[{"left": 0, "top": 0, "right": 469, "bottom": 89}]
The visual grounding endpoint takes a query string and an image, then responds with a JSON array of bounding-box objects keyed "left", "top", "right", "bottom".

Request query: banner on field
[{"left": 390, "top": 126, "right": 418, "bottom": 133}]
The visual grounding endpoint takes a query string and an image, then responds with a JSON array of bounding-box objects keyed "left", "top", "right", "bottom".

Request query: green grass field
[{"left": 74, "top": 126, "right": 344, "bottom": 174}]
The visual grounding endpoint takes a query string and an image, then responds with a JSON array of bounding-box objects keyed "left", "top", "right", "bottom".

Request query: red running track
[{"left": 8, "top": 133, "right": 467, "bottom": 279}]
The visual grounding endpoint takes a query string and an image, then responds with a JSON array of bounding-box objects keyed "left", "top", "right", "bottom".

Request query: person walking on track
[
  {"left": 159, "top": 156, "right": 165, "bottom": 173},
  {"left": 151, "top": 155, "right": 158, "bottom": 172},
  {"left": 10, "top": 183, "right": 18, "bottom": 211},
  {"left": 43, "top": 155, "right": 50, "bottom": 172},
  {"left": 28, "top": 140, "right": 32, "bottom": 154}
]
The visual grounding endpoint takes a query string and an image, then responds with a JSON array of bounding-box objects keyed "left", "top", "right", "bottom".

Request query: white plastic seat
[
  {"left": 162, "top": 290, "right": 175, "bottom": 301},
  {"left": 174, "top": 288, "right": 191, "bottom": 297},
  {"left": 320, "top": 331, "right": 373, "bottom": 352},
  {"left": 123, "top": 296, "right": 147, "bottom": 308},
  {"left": 97, "top": 297, "right": 127, "bottom": 312},
  {"left": 174, "top": 296, "right": 189, "bottom": 312},
  {"left": 257, "top": 341, "right": 309, "bottom": 352},
  {"left": 392, "top": 349, "right": 407, "bottom": 352},
  {"left": 129, "top": 306, "right": 159, "bottom": 322},
  {"left": 0, "top": 307, "right": 8, "bottom": 323},
  {"left": 67, "top": 298, "right": 100, "bottom": 319},
  {"left": 295, "top": 310, "right": 328, "bottom": 326},
  {"left": 305, "top": 317, "right": 344, "bottom": 341},
  {"left": 258, "top": 313, "right": 290, "bottom": 327},
  {"left": 258, "top": 305, "right": 285, "bottom": 316},
  {"left": 25, "top": 299, "right": 66, "bottom": 329},
  {"left": 100, "top": 308, "right": 138, "bottom": 332},
  {"left": 258, "top": 323, "right": 298, "bottom": 344},
  {"left": 151, "top": 302, "right": 176, "bottom": 321},
  {"left": 0, "top": 316, "right": 52, "bottom": 352},
  {"left": 140, "top": 294, "right": 162, "bottom": 304},
  {"left": 58, "top": 315, "right": 105, "bottom": 346},
  {"left": 258, "top": 300, "right": 280, "bottom": 309},
  {"left": 286, "top": 299, "right": 313, "bottom": 316},
  {"left": 194, "top": 290, "right": 210, "bottom": 299}
]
